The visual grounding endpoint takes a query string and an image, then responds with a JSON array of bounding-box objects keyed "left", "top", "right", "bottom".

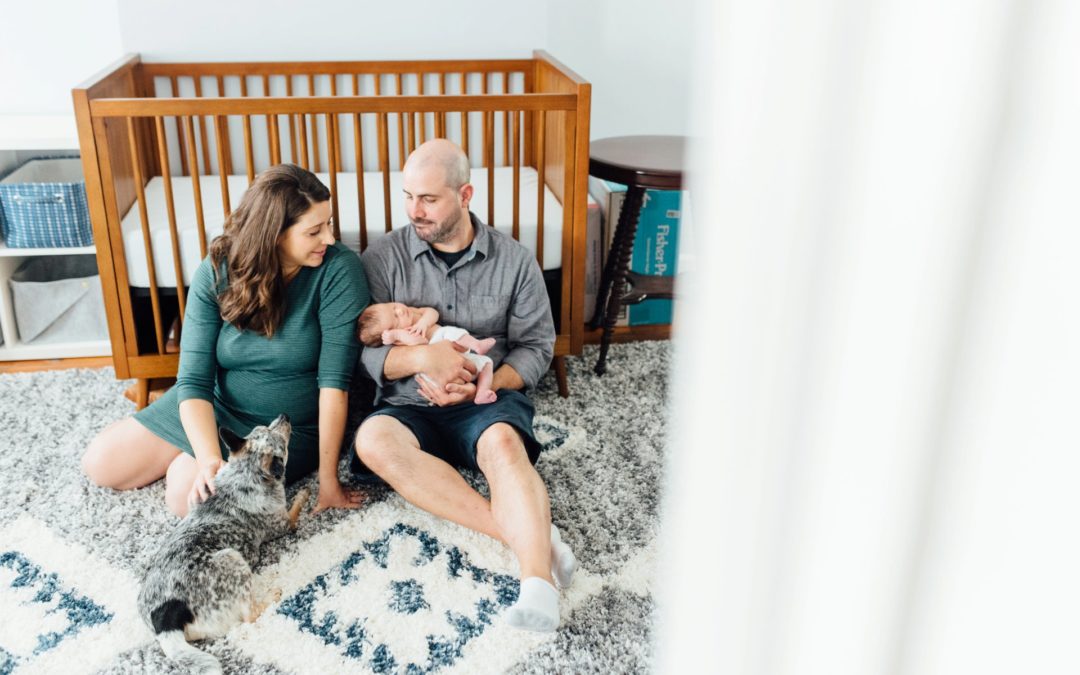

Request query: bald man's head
[
  {"left": 403, "top": 138, "right": 471, "bottom": 190},
  {"left": 401, "top": 139, "right": 475, "bottom": 248}
]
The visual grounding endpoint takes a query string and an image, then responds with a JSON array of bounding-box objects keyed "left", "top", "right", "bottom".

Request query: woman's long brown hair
[{"left": 208, "top": 164, "right": 330, "bottom": 337}]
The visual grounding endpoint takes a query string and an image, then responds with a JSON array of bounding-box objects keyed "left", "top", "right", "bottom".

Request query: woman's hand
[
  {"left": 313, "top": 476, "right": 366, "bottom": 514},
  {"left": 187, "top": 456, "right": 226, "bottom": 510}
]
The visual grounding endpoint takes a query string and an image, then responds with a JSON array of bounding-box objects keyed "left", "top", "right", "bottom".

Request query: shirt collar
[{"left": 406, "top": 211, "right": 490, "bottom": 263}]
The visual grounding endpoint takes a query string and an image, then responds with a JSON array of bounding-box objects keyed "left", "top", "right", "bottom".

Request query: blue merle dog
[{"left": 137, "top": 414, "right": 309, "bottom": 675}]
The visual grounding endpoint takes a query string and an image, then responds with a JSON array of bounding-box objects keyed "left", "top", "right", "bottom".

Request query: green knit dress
[{"left": 134, "top": 242, "right": 369, "bottom": 483}]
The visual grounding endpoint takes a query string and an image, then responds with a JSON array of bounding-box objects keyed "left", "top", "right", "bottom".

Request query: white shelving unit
[{"left": 0, "top": 114, "right": 111, "bottom": 361}]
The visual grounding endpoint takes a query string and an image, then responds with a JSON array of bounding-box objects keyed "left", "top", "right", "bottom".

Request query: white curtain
[{"left": 656, "top": 1, "right": 1080, "bottom": 673}]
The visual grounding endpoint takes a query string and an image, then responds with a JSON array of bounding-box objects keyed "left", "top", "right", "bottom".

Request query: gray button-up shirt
[{"left": 360, "top": 212, "right": 556, "bottom": 407}]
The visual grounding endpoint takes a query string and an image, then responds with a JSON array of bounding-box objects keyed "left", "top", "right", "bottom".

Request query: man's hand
[
  {"left": 313, "top": 476, "right": 366, "bottom": 514},
  {"left": 187, "top": 456, "right": 225, "bottom": 510},
  {"left": 416, "top": 373, "right": 477, "bottom": 407},
  {"left": 420, "top": 340, "right": 478, "bottom": 388}
]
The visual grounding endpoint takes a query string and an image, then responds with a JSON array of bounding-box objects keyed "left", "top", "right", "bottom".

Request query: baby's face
[{"left": 382, "top": 303, "right": 413, "bottom": 330}]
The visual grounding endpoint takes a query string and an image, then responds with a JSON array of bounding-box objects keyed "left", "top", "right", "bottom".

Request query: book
[{"left": 584, "top": 198, "right": 602, "bottom": 321}]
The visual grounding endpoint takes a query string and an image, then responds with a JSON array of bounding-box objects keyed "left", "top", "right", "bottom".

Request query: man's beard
[{"left": 412, "top": 209, "right": 462, "bottom": 244}]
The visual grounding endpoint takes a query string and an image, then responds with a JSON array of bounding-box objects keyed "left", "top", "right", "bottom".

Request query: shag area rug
[{"left": 0, "top": 341, "right": 670, "bottom": 675}]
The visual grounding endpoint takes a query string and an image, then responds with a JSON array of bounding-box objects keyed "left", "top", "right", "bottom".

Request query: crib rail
[{"left": 73, "top": 52, "right": 590, "bottom": 382}]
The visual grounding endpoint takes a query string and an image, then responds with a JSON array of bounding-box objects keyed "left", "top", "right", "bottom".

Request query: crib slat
[
  {"left": 482, "top": 74, "right": 490, "bottom": 177},
  {"left": 503, "top": 73, "right": 510, "bottom": 166},
  {"left": 127, "top": 117, "right": 166, "bottom": 355},
  {"left": 298, "top": 109, "right": 309, "bottom": 170},
  {"left": 460, "top": 73, "right": 469, "bottom": 155},
  {"left": 512, "top": 109, "right": 520, "bottom": 240},
  {"left": 239, "top": 77, "right": 254, "bottom": 181},
  {"left": 270, "top": 113, "right": 281, "bottom": 165},
  {"left": 308, "top": 75, "right": 321, "bottom": 173},
  {"left": 354, "top": 112, "right": 367, "bottom": 250},
  {"left": 242, "top": 114, "right": 255, "bottom": 184},
  {"left": 523, "top": 67, "right": 534, "bottom": 169},
  {"left": 330, "top": 75, "right": 342, "bottom": 172},
  {"left": 216, "top": 76, "right": 233, "bottom": 175},
  {"left": 155, "top": 116, "right": 188, "bottom": 323},
  {"left": 486, "top": 110, "right": 494, "bottom": 226},
  {"left": 263, "top": 75, "right": 275, "bottom": 164},
  {"left": 417, "top": 75, "right": 426, "bottom": 146},
  {"left": 183, "top": 116, "right": 208, "bottom": 258},
  {"left": 396, "top": 73, "right": 406, "bottom": 166},
  {"left": 212, "top": 115, "right": 232, "bottom": 218},
  {"left": 193, "top": 77, "right": 212, "bottom": 175},
  {"left": 376, "top": 76, "right": 392, "bottom": 232},
  {"left": 328, "top": 113, "right": 340, "bottom": 241},
  {"left": 170, "top": 77, "right": 189, "bottom": 176},
  {"left": 535, "top": 112, "right": 546, "bottom": 267},
  {"left": 286, "top": 76, "right": 298, "bottom": 165},
  {"left": 213, "top": 115, "right": 231, "bottom": 219},
  {"left": 438, "top": 73, "right": 447, "bottom": 138}
]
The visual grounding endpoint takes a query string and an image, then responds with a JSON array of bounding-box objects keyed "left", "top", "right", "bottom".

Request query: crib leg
[{"left": 554, "top": 356, "right": 569, "bottom": 398}]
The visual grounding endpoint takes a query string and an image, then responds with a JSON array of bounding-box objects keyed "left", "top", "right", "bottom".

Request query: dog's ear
[{"left": 218, "top": 426, "right": 246, "bottom": 456}]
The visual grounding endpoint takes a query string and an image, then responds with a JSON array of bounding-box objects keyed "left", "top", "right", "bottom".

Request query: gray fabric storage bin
[{"left": 10, "top": 257, "right": 107, "bottom": 344}]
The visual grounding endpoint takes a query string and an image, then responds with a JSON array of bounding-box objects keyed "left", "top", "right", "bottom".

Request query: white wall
[
  {"left": 547, "top": 0, "right": 696, "bottom": 138},
  {"left": 0, "top": 0, "right": 694, "bottom": 139},
  {"left": 116, "top": 0, "right": 546, "bottom": 62},
  {"left": 0, "top": 0, "right": 124, "bottom": 114}
]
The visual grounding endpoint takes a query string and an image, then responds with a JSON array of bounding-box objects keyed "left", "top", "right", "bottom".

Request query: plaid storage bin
[{"left": 0, "top": 158, "right": 93, "bottom": 248}]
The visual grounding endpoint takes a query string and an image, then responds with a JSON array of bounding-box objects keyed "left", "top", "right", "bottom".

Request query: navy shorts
[{"left": 351, "top": 389, "right": 541, "bottom": 481}]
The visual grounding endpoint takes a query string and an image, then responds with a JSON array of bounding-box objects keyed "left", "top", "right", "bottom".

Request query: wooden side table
[{"left": 588, "top": 135, "right": 686, "bottom": 374}]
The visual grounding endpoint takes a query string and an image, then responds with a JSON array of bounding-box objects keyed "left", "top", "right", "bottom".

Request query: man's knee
[
  {"left": 355, "top": 415, "right": 413, "bottom": 473},
  {"left": 476, "top": 423, "right": 528, "bottom": 475}
]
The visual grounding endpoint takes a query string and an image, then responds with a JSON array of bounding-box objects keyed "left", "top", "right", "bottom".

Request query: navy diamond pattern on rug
[
  {"left": 534, "top": 418, "right": 570, "bottom": 453},
  {"left": 277, "top": 523, "right": 519, "bottom": 673},
  {"left": 0, "top": 551, "right": 113, "bottom": 674}
]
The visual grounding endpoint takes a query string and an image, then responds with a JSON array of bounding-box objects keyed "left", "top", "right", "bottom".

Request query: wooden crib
[{"left": 72, "top": 51, "right": 590, "bottom": 405}]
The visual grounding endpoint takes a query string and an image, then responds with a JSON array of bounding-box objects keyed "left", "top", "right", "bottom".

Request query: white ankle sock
[
  {"left": 505, "top": 577, "right": 559, "bottom": 632},
  {"left": 550, "top": 524, "right": 578, "bottom": 589}
]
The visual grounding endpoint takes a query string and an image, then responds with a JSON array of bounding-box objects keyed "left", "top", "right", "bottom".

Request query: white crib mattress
[{"left": 119, "top": 167, "right": 567, "bottom": 288}]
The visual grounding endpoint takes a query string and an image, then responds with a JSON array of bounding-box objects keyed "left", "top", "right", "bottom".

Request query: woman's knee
[
  {"left": 164, "top": 486, "right": 188, "bottom": 518},
  {"left": 164, "top": 455, "right": 196, "bottom": 518},
  {"left": 81, "top": 426, "right": 125, "bottom": 488}
]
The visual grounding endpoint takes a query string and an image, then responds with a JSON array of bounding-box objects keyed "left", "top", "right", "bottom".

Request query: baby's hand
[
  {"left": 382, "top": 330, "right": 394, "bottom": 345},
  {"left": 407, "top": 325, "right": 425, "bottom": 337}
]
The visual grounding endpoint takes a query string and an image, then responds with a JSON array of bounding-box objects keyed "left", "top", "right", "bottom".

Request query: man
[{"left": 355, "top": 139, "right": 577, "bottom": 632}]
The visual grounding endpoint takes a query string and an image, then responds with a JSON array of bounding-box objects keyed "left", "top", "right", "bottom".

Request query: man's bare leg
[
  {"left": 355, "top": 415, "right": 503, "bottom": 541},
  {"left": 476, "top": 423, "right": 559, "bottom": 632}
]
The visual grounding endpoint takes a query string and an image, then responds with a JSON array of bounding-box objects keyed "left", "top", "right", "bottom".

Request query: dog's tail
[{"left": 151, "top": 599, "right": 223, "bottom": 675}]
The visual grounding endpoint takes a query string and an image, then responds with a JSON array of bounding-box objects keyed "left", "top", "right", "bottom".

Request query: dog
[{"left": 137, "top": 414, "right": 309, "bottom": 675}]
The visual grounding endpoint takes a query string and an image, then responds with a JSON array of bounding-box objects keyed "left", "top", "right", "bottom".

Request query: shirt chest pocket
[{"left": 467, "top": 294, "right": 510, "bottom": 337}]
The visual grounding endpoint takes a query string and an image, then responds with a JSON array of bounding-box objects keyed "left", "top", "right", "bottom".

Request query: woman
[{"left": 82, "top": 164, "right": 369, "bottom": 516}]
